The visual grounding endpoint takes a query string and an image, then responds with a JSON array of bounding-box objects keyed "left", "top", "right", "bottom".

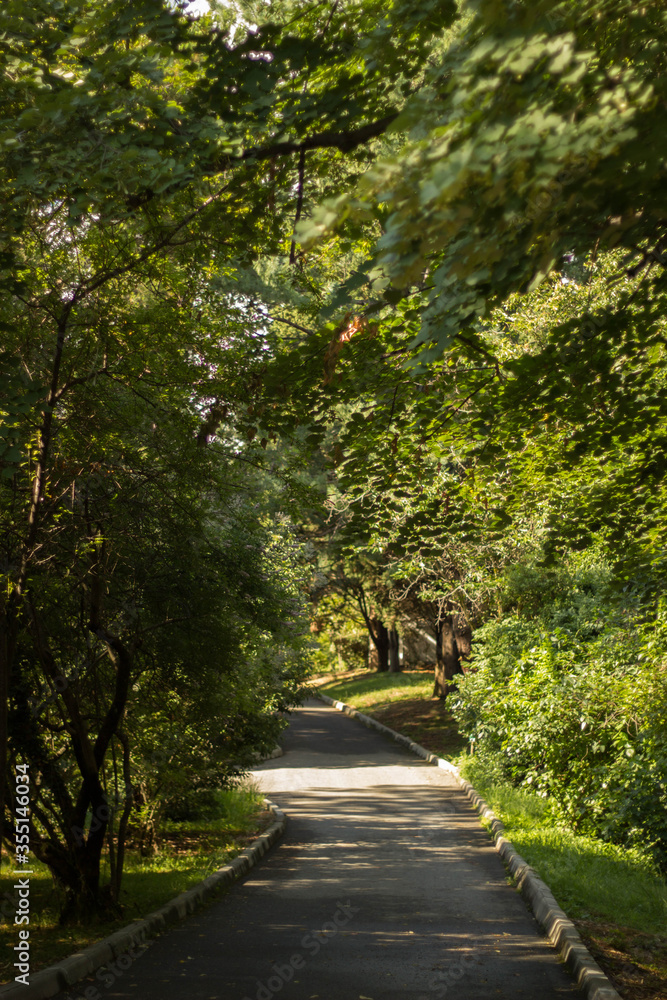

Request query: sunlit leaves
[{"left": 297, "top": 0, "right": 666, "bottom": 361}]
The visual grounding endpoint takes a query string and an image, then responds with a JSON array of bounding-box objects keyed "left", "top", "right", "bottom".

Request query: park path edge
[
  {"left": 315, "top": 691, "right": 622, "bottom": 1000},
  {"left": 0, "top": 801, "right": 286, "bottom": 1000}
]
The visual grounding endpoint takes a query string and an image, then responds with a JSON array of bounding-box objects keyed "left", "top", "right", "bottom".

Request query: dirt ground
[{"left": 576, "top": 921, "right": 667, "bottom": 1000}]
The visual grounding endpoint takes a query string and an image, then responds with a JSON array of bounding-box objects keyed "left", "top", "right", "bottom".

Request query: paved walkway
[{"left": 62, "top": 700, "right": 584, "bottom": 1000}]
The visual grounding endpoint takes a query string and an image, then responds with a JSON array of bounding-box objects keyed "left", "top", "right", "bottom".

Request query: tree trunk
[
  {"left": 388, "top": 628, "right": 402, "bottom": 672},
  {"left": 18, "top": 592, "right": 134, "bottom": 921},
  {"left": 57, "top": 844, "right": 118, "bottom": 924},
  {"left": 368, "top": 617, "right": 389, "bottom": 672},
  {"left": 454, "top": 617, "right": 472, "bottom": 662},
  {"left": 112, "top": 730, "right": 133, "bottom": 903},
  {"left": 433, "top": 615, "right": 464, "bottom": 699},
  {"left": 355, "top": 587, "right": 389, "bottom": 673}
]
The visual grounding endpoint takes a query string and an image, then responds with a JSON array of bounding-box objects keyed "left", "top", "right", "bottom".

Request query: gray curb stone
[
  {"left": 250, "top": 746, "right": 284, "bottom": 762},
  {"left": 0, "top": 801, "right": 286, "bottom": 1000},
  {"left": 316, "top": 691, "right": 622, "bottom": 1000}
]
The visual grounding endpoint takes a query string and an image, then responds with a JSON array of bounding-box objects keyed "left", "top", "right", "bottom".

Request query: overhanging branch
[
  {"left": 234, "top": 113, "right": 398, "bottom": 164},
  {"left": 127, "top": 113, "right": 399, "bottom": 208}
]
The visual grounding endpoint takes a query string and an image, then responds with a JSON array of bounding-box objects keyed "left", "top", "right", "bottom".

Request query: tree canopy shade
[
  {"left": 0, "top": 0, "right": 351, "bottom": 914},
  {"left": 1, "top": 0, "right": 467, "bottom": 916},
  {"left": 298, "top": 0, "right": 666, "bottom": 360},
  {"left": 0, "top": 0, "right": 441, "bottom": 223},
  {"left": 236, "top": 0, "right": 667, "bottom": 861},
  {"left": 0, "top": 171, "right": 315, "bottom": 913},
  {"left": 238, "top": 0, "right": 667, "bottom": 606},
  {"left": 3, "top": 0, "right": 667, "bottom": 915}
]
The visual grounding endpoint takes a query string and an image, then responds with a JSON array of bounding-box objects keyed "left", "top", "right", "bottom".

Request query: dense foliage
[
  {"left": 267, "top": 0, "right": 667, "bottom": 870},
  {"left": 2, "top": 0, "right": 667, "bottom": 916},
  {"left": 451, "top": 556, "right": 667, "bottom": 871}
]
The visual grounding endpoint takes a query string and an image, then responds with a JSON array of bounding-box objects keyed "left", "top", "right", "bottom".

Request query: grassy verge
[
  {"left": 316, "top": 667, "right": 467, "bottom": 758},
  {"left": 460, "top": 759, "right": 667, "bottom": 1000},
  {"left": 459, "top": 761, "right": 666, "bottom": 931},
  {"left": 317, "top": 669, "right": 667, "bottom": 1000},
  {"left": 0, "top": 783, "right": 268, "bottom": 983},
  {"left": 314, "top": 666, "right": 436, "bottom": 706}
]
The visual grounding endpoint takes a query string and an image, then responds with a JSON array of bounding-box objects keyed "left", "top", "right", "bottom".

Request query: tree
[
  {"left": 1, "top": 193, "right": 317, "bottom": 913},
  {"left": 5, "top": 0, "right": 470, "bottom": 906},
  {"left": 242, "top": 0, "right": 667, "bottom": 698},
  {"left": 6, "top": 0, "right": 667, "bottom": 908},
  {"left": 299, "top": 0, "right": 666, "bottom": 357}
]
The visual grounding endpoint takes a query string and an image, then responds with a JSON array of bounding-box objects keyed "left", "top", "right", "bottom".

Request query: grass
[
  {"left": 459, "top": 759, "right": 667, "bottom": 999},
  {"left": 316, "top": 666, "right": 436, "bottom": 709},
  {"left": 317, "top": 667, "right": 467, "bottom": 758},
  {"left": 459, "top": 760, "right": 667, "bottom": 934},
  {"left": 319, "top": 668, "right": 667, "bottom": 930},
  {"left": 0, "top": 782, "right": 268, "bottom": 983}
]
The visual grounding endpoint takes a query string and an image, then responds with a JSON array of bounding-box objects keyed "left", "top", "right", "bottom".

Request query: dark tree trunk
[
  {"left": 454, "top": 617, "right": 472, "bottom": 661},
  {"left": 354, "top": 587, "right": 389, "bottom": 672},
  {"left": 113, "top": 730, "right": 133, "bottom": 903},
  {"left": 433, "top": 615, "right": 464, "bottom": 699},
  {"left": 16, "top": 596, "right": 134, "bottom": 921},
  {"left": 388, "top": 628, "right": 402, "bottom": 672},
  {"left": 369, "top": 618, "right": 389, "bottom": 672}
]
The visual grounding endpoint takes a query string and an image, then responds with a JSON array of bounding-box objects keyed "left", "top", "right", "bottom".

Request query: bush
[
  {"left": 163, "top": 788, "right": 233, "bottom": 823},
  {"left": 451, "top": 562, "right": 667, "bottom": 872},
  {"left": 163, "top": 784, "right": 263, "bottom": 825}
]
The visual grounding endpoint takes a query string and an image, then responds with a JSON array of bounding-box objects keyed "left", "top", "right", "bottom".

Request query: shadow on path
[{"left": 58, "top": 700, "right": 584, "bottom": 1000}]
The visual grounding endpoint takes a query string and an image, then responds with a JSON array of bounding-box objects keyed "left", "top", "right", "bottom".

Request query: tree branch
[
  {"left": 265, "top": 313, "right": 315, "bottom": 336},
  {"left": 127, "top": 113, "right": 399, "bottom": 208},
  {"left": 290, "top": 147, "right": 306, "bottom": 265},
  {"left": 235, "top": 113, "right": 398, "bottom": 162}
]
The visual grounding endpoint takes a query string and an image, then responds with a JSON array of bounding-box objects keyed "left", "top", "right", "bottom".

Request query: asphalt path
[{"left": 60, "top": 699, "right": 584, "bottom": 1000}]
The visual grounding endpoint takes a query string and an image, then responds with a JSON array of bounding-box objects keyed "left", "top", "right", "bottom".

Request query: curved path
[{"left": 62, "top": 700, "right": 584, "bottom": 1000}]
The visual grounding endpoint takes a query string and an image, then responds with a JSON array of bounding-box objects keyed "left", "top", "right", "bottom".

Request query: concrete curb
[
  {"left": 0, "top": 801, "right": 286, "bottom": 1000},
  {"left": 250, "top": 746, "right": 284, "bottom": 762},
  {"left": 316, "top": 692, "right": 621, "bottom": 1000}
]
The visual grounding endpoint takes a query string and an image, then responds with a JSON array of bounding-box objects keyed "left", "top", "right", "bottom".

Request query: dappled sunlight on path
[{"left": 56, "top": 700, "right": 584, "bottom": 1000}]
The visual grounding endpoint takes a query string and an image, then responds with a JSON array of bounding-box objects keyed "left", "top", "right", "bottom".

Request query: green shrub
[
  {"left": 458, "top": 756, "right": 667, "bottom": 933},
  {"left": 452, "top": 564, "right": 667, "bottom": 872},
  {"left": 162, "top": 784, "right": 264, "bottom": 825}
]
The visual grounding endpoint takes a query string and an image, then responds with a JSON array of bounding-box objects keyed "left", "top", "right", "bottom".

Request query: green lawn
[
  {"left": 460, "top": 762, "right": 667, "bottom": 934},
  {"left": 317, "top": 668, "right": 467, "bottom": 758},
  {"left": 318, "top": 667, "right": 435, "bottom": 711}
]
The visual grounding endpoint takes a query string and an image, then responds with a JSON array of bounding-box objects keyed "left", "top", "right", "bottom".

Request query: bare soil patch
[
  {"left": 369, "top": 696, "right": 468, "bottom": 758},
  {"left": 575, "top": 920, "right": 667, "bottom": 1000}
]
